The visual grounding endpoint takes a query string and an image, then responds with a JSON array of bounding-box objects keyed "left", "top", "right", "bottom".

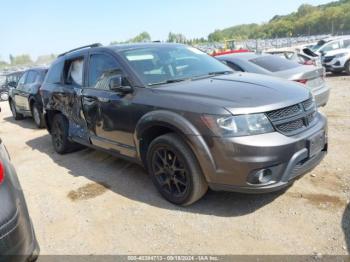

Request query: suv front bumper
[
  {"left": 323, "top": 56, "right": 348, "bottom": 72},
  {"left": 204, "top": 113, "right": 327, "bottom": 193}
]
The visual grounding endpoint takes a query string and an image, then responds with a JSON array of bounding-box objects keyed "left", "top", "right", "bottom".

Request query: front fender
[{"left": 134, "top": 110, "right": 217, "bottom": 183}]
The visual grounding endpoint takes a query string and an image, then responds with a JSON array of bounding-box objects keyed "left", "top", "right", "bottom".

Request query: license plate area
[{"left": 308, "top": 130, "right": 325, "bottom": 158}]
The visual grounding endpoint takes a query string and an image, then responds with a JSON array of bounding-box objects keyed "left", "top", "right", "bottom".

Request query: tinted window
[
  {"left": 46, "top": 61, "right": 64, "bottom": 84},
  {"left": 88, "top": 54, "right": 119, "bottom": 87},
  {"left": 18, "top": 72, "right": 27, "bottom": 86},
  {"left": 320, "top": 41, "right": 341, "bottom": 52},
  {"left": 121, "top": 46, "right": 232, "bottom": 86},
  {"left": 25, "top": 71, "right": 38, "bottom": 84},
  {"left": 311, "top": 40, "right": 328, "bottom": 51},
  {"left": 250, "top": 56, "right": 300, "bottom": 72},
  {"left": 226, "top": 61, "right": 244, "bottom": 72},
  {"left": 344, "top": 39, "right": 350, "bottom": 48}
]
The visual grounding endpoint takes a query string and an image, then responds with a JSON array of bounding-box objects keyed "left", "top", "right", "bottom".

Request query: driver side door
[{"left": 82, "top": 52, "right": 136, "bottom": 157}]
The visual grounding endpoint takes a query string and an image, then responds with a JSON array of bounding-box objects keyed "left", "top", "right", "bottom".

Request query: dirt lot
[{"left": 0, "top": 75, "right": 349, "bottom": 255}]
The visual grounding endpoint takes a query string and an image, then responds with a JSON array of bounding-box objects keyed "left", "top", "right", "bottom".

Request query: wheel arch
[
  {"left": 134, "top": 110, "right": 216, "bottom": 182},
  {"left": 44, "top": 109, "right": 62, "bottom": 133},
  {"left": 28, "top": 96, "right": 36, "bottom": 110}
]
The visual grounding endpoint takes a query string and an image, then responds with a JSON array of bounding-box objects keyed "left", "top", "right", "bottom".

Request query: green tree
[
  {"left": 130, "top": 31, "right": 151, "bottom": 42},
  {"left": 10, "top": 54, "right": 32, "bottom": 65}
]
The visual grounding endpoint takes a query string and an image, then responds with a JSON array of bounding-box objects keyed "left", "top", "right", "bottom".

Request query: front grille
[
  {"left": 302, "top": 98, "right": 314, "bottom": 110},
  {"left": 267, "top": 104, "right": 301, "bottom": 120},
  {"left": 306, "top": 112, "right": 316, "bottom": 125},
  {"left": 276, "top": 119, "right": 304, "bottom": 133},
  {"left": 266, "top": 98, "right": 317, "bottom": 136}
]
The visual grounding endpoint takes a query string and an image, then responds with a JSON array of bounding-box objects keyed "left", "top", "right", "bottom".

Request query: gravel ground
[{"left": 0, "top": 74, "right": 349, "bottom": 255}]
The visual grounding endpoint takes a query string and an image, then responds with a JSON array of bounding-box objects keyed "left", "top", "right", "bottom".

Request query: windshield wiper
[
  {"left": 192, "top": 70, "right": 234, "bottom": 80},
  {"left": 148, "top": 78, "right": 191, "bottom": 87},
  {"left": 208, "top": 70, "right": 234, "bottom": 76}
]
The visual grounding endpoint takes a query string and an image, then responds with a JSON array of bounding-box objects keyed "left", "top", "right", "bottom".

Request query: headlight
[
  {"left": 335, "top": 53, "right": 347, "bottom": 58},
  {"left": 202, "top": 113, "right": 274, "bottom": 137}
]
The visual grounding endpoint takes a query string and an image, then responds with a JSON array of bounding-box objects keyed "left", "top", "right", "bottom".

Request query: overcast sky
[{"left": 0, "top": 0, "right": 332, "bottom": 61}]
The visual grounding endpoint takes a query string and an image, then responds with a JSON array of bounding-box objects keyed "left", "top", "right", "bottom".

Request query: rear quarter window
[
  {"left": 250, "top": 56, "right": 300, "bottom": 72},
  {"left": 46, "top": 61, "right": 64, "bottom": 84}
]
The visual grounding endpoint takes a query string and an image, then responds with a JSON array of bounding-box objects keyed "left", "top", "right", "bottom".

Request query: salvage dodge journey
[{"left": 41, "top": 43, "right": 328, "bottom": 205}]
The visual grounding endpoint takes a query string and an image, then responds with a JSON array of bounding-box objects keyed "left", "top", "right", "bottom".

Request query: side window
[
  {"left": 321, "top": 41, "right": 340, "bottom": 52},
  {"left": 64, "top": 57, "right": 84, "bottom": 87},
  {"left": 17, "top": 72, "right": 27, "bottom": 86},
  {"left": 88, "top": 54, "right": 119, "bottom": 87},
  {"left": 226, "top": 61, "right": 244, "bottom": 72},
  {"left": 25, "top": 71, "right": 38, "bottom": 84},
  {"left": 46, "top": 61, "right": 64, "bottom": 84},
  {"left": 344, "top": 39, "right": 350, "bottom": 48}
]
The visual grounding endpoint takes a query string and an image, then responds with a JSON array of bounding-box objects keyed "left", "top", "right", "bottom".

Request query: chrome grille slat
[
  {"left": 266, "top": 104, "right": 302, "bottom": 121},
  {"left": 266, "top": 98, "right": 316, "bottom": 136},
  {"left": 302, "top": 98, "right": 314, "bottom": 111}
]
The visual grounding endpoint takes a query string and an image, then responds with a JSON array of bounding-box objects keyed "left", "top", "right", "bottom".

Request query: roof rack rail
[{"left": 58, "top": 43, "right": 102, "bottom": 57}]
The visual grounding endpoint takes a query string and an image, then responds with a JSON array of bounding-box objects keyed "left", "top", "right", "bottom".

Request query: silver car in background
[{"left": 216, "top": 53, "right": 330, "bottom": 107}]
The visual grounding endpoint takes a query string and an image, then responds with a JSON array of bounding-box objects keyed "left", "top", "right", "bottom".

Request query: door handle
[
  {"left": 97, "top": 97, "right": 110, "bottom": 103},
  {"left": 84, "top": 97, "right": 96, "bottom": 103}
]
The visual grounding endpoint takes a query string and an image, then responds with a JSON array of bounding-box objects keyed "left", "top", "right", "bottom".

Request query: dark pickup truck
[{"left": 41, "top": 43, "right": 327, "bottom": 205}]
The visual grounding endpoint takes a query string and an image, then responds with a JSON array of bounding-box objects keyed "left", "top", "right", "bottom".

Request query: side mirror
[{"left": 109, "top": 76, "right": 133, "bottom": 93}]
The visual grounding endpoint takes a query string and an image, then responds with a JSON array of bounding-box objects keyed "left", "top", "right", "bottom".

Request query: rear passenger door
[
  {"left": 82, "top": 51, "right": 135, "bottom": 157},
  {"left": 17, "top": 70, "right": 39, "bottom": 111},
  {"left": 59, "top": 54, "right": 90, "bottom": 140}
]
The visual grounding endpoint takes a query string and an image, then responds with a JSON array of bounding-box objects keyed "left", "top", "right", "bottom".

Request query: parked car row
[
  {"left": 298, "top": 36, "right": 350, "bottom": 75},
  {"left": 215, "top": 53, "right": 330, "bottom": 107},
  {"left": 0, "top": 71, "right": 23, "bottom": 102}
]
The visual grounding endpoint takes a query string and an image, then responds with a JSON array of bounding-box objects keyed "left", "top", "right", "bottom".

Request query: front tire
[
  {"left": 147, "top": 133, "right": 208, "bottom": 206},
  {"left": 51, "top": 114, "right": 79, "bottom": 154},
  {"left": 31, "top": 102, "right": 45, "bottom": 128},
  {"left": 10, "top": 100, "right": 24, "bottom": 120}
]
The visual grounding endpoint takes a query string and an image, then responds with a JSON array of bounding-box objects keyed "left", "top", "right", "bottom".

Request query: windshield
[
  {"left": 250, "top": 55, "right": 300, "bottom": 72},
  {"left": 121, "top": 45, "right": 232, "bottom": 86},
  {"left": 310, "top": 40, "right": 328, "bottom": 51}
]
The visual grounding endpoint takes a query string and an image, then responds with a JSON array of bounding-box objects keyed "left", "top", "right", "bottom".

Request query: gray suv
[{"left": 41, "top": 43, "right": 328, "bottom": 205}]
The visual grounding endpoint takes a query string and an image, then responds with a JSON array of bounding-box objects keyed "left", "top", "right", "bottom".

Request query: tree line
[
  {"left": 0, "top": 54, "right": 56, "bottom": 69},
  {"left": 208, "top": 0, "right": 350, "bottom": 41}
]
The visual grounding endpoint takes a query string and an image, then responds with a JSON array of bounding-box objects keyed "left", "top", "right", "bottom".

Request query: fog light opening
[{"left": 250, "top": 168, "right": 274, "bottom": 185}]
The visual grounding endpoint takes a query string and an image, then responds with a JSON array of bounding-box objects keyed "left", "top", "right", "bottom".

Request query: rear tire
[
  {"left": 31, "top": 102, "right": 45, "bottom": 129},
  {"left": 147, "top": 133, "right": 208, "bottom": 206},
  {"left": 345, "top": 60, "right": 350, "bottom": 75},
  {"left": 10, "top": 100, "right": 24, "bottom": 120},
  {"left": 51, "top": 114, "right": 80, "bottom": 154}
]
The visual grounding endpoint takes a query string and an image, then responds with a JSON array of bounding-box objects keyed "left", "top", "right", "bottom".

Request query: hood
[{"left": 155, "top": 73, "right": 310, "bottom": 115}]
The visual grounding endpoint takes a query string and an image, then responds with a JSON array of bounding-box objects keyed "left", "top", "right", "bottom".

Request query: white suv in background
[
  {"left": 310, "top": 36, "right": 350, "bottom": 55},
  {"left": 323, "top": 48, "right": 350, "bottom": 75}
]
